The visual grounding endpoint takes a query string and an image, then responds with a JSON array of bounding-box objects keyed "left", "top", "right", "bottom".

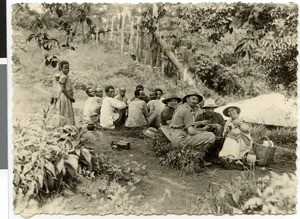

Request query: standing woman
[
  {"left": 57, "top": 61, "right": 75, "bottom": 126},
  {"left": 219, "top": 106, "right": 253, "bottom": 166}
]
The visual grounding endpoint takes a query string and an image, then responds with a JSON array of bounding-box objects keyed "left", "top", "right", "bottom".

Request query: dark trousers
[
  {"left": 205, "top": 137, "right": 225, "bottom": 159},
  {"left": 113, "top": 108, "right": 126, "bottom": 126}
]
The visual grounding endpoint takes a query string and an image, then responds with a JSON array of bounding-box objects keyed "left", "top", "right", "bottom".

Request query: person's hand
[
  {"left": 202, "top": 124, "right": 211, "bottom": 131},
  {"left": 211, "top": 124, "right": 221, "bottom": 129},
  {"left": 202, "top": 120, "right": 211, "bottom": 126}
]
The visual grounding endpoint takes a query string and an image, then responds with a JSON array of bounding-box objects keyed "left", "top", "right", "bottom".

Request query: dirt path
[{"left": 32, "top": 128, "right": 295, "bottom": 215}]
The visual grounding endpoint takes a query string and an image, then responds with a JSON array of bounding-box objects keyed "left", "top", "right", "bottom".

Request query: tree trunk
[
  {"left": 129, "top": 18, "right": 135, "bottom": 55},
  {"left": 153, "top": 31, "right": 196, "bottom": 87},
  {"left": 121, "top": 12, "right": 125, "bottom": 53},
  {"left": 96, "top": 27, "right": 99, "bottom": 43},
  {"left": 81, "top": 22, "right": 85, "bottom": 44},
  {"left": 110, "top": 17, "right": 114, "bottom": 42},
  {"left": 135, "top": 17, "right": 141, "bottom": 60}
]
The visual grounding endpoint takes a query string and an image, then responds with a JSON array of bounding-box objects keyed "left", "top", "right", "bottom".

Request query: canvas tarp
[{"left": 214, "top": 93, "right": 297, "bottom": 127}]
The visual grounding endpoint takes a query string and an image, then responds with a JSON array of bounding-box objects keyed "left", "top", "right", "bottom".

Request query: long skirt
[
  {"left": 219, "top": 135, "right": 252, "bottom": 160},
  {"left": 58, "top": 94, "right": 75, "bottom": 127}
]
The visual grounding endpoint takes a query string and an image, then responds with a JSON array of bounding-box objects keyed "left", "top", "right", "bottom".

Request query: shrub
[
  {"left": 153, "top": 139, "right": 206, "bottom": 174},
  {"left": 201, "top": 170, "right": 296, "bottom": 215},
  {"left": 13, "top": 108, "right": 147, "bottom": 211}
]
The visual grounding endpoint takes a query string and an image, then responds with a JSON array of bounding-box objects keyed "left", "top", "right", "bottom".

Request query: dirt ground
[{"left": 25, "top": 126, "right": 295, "bottom": 216}]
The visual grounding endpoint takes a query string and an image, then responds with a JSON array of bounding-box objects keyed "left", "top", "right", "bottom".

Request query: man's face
[
  {"left": 156, "top": 91, "right": 162, "bottom": 100},
  {"left": 149, "top": 91, "right": 156, "bottom": 100},
  {"left": 167, "top": 99, "right": 178, "bottom": 108},
  {"left": 120, "top": 89, "right": 126, "bottom": 97},
  {"left": 204, "top": 107, "right": 214, "bottom": 116},
  {"left": 186, "top": 96, "right": 199, "bottom": 108},
  {"left": 89, "top": 88, "right": 95, "bottom": 97},
  {"left": 107, "top": 88, "right": 115, "bottom": 97},
  {"left": 61, "top": 64, "right": 69, "bottom": 74},
  {"left": 139, "top": 91, "right": 146, "bottom": 100},
  {"left": 95, "top": 89, "right": 103, "bottom": 98}
]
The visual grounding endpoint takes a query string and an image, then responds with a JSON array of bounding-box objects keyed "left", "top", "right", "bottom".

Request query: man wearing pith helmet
[{"left": 169, "top": 91, "right": 216, "bottom": 167}]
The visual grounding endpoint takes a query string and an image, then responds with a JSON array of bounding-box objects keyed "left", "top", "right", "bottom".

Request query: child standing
[{"left": 57, "top": 61, "right": 75, "bottom": 126}]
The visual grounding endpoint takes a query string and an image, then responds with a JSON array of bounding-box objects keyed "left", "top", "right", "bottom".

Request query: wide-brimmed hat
[
  {"left": 162, "top": 93, "right": 182, "bottom": 104},
  {"left": 182, "top": 91, "right": 204, "bottom": 104},
  {"left": 223, "top": 106, "right": 241, "bottom": 117},
  {"left": 202, "top": 98, "right": 218, "bottom": 108},
  {"left": 142, "top": 127, "right": 158, "bottom": 139}
]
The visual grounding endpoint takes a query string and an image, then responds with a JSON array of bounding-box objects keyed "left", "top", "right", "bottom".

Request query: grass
[{"left": 251, "top": 125, "right": 297, "bottom": 150}]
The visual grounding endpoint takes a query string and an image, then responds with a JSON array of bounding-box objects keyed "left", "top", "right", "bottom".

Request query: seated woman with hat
[{"left": 219, "top": 106, "right": 253, "bottom": 169}]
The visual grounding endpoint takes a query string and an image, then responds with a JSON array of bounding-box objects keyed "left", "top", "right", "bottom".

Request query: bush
[
  {"left": 153, "top": 139, "right": 206, "bottom": 174},
  {"left": 201, "top": 170, "right": 296, "bottom": 215},
  {"left": 13, "top": 108, "right": 147, "bottom": 211},
  {"left": 251, "top": 125, "right": 297, "bottom": 150}
]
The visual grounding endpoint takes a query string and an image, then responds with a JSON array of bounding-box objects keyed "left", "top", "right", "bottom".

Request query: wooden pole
[
  {"left": 110, "top": 16, "right": 114, "bottom": 43},
  {"left": 135, "top": 17, "right": 140, "bottom": 59},
  {"left": 129, "top": 17, "right": 134, "bottom": 54},
  {"left": 121, "top": 12, "right": 125, "bottom": 53}
]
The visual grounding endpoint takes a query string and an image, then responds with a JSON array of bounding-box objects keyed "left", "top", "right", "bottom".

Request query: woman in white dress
[{"left": 219, "top": 106, "right": 253, "bottom": 167}]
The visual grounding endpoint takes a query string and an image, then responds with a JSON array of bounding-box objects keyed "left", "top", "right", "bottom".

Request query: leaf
[
  {"left": 45, "top": 170, "right": 54, "bottom": 189},
  {"left": 75, "top": 148, "right": 81, "bottom": 156},
  {"left": 51, "top": 60, "right": 57, "bottom": 68},
  {"left": 65, "top": 154, "right": 79, "bottom": 171},
  {"left": 44, "top": 159, "right": 56, "bottom": 177},
  {"left": 45, "top": 59, "right": 51, "bottom": 66},
  {"left": 81, "top": 148, "right": 92, "bottom": 170},
  {"left": 56, "top": 9, "right": 63, "bottom": 18},
  {"left": 26, "top": 34, "right": 35, "bottom": 42},
  {"left": 36, "top": 168, "right": 44, "bottom": 189},
  {"left": 56, "top": 158, "right": 64, "bottom": 174},
  {"left": 86, "top": 17, "right": 93, "bottom": 26}
]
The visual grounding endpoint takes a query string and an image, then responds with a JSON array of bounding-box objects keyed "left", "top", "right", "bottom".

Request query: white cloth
[
  {"left": 219, "top": 118, "right": 253, "bottom": 160},
  {"left": 100, "top": 96, "right": 126, "bottom": 129}
]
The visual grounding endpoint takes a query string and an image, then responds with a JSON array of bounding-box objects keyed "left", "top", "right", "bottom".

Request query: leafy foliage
[
  {"left": 201, "top": 170, "right": 296, "bottom": 214},
  {"left": 153, "top": 139, "right": 206, "bottom": 174},
  {"left": 13, "top": 108, "right": 147, "bottom": 208}
]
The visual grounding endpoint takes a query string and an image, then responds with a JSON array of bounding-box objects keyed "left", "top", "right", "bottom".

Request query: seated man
[
  {"left": 125, "top": 89, "right": 149, "bottom": 128},
  {"left": 115, "top": 87, "right": 129, "bottom": 105},
  {"left": 161, "top": 93, "right": 182, "bottom": 126},
  {"left": 160, "top": 93, "right": 182, "bottom": 141},
  {"left": 194, "top": 98, "right": 225, "bottom": 161},
  {"left": 170, "top": 91, "right": 216, "bottom": 167},
  {"left": 83, "top": 87, "right": 101, "bottom": 125},
  {"left": 147, "top": 89, "right": 165, "bottom": 129},
  {"left": 100, "top": 85, "right": 126, "bottom": 129},
  {"left": 194, "top": 99, "right": 225, "bottom": 137},
  {"left": 130, "top": 84, "right": 150, "bottom": 103}
]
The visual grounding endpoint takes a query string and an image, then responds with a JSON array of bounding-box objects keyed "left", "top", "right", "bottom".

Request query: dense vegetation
[{"left": 13, "top": 2, "right": 298, "bottom": 97}]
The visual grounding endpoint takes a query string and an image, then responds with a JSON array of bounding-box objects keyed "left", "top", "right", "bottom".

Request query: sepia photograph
[{"left": 9, "top": 0, "right": 298, "bottom": 217}]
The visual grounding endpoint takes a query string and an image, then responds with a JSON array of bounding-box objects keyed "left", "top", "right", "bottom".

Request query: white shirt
[
  {"left": 100, "top": 96, "right": 126, "bottom": 129},
  {"left": 83, "top": 97, "right": 101, "bottom": 123}
]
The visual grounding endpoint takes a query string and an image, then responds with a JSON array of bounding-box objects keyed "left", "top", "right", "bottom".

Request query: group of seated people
[
  {"left": 83, "top": 85, "right": 253, "bottom": 169},
  {"left": 83, "top": 84, "right": 165, "bottom": 129}
]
